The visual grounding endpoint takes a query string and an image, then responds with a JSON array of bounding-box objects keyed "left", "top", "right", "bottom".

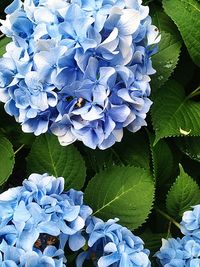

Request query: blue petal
[
  {"left": 109, "top": 105, "right": 130, "bottom": 123},
  {"left": 98, "top": 252, "right": 119, "bottom": 267},
  {"left": 69, "top": 232, "right": 85, "bottom": 251},
  {"left": 5, "top": 0, "right": 22, "bottom": 14}
]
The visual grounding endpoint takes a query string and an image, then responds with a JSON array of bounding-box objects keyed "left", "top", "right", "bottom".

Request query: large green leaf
[
  {"left": 0, "top": 36, "right": 11, "bottom": 57},
  {"left": 0, "top": 137, "right": 15, "bottom": 186},
  {"left": 151, "top": 10, "right": 182, "bottom": 89},
  {"left": 152, "top": 8, "right": 179, "bottom": 35},
  {"left": 82, "top": 147, "right": 120, "bottom": 174},
  {"left": 163, "top": 0, "right": 200, "bottom": 67},
  {"left": 85, "top": 166, "right": 155, "bottom": 230},
  {"left": 151, "top": 32, "right": 181, "bottom": 90},
  {"left": 151, "top": 80, "right": 200, "bottom": 144},
  {"left": 27, "top": 134, "right": 86, "bottom": 190},
  {"left": 113, "top": 131, "right": 150, "bottom": 170},
  {"left": 176, "top": 137, "right": 200, "bottom": 162},
  {"left": 166, "top": 165, "right": 200, "bottom": 219},
  {"left": 149, "top": 133, "right": 174, "bottom": 186}
]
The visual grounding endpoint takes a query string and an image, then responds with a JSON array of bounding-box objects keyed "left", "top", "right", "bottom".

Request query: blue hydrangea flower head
[
  {"left": 155, "top": 236, "right": 200, "bottom": 267},
  {"left": 0, "top": 173, "right": 92, "bottom": 258},
  {"left": 0, "top": 239, "right": 66, "bottom": 267},
  {"left": 76, "top": 216, "right": 151, "bottom": 266},
  {"left": 0, "top": 0, "right": 160, "bottom": 149},
  {"left": 180, "top": 205, "right": 200, "bottom": 240}
]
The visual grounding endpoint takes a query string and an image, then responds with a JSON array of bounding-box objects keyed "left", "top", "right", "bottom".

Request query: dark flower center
[{"left": 34, "top": 234, "right": 59, "bottom": 251}]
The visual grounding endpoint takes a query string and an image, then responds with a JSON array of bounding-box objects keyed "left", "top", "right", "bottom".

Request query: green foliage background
[{"left": 0, "top": 0, "right": 199, "bottom": 266}]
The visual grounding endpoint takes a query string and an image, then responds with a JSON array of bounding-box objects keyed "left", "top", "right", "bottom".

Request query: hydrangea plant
[{"left": 0, "top": 0, "right": 199, "bottom": 266}]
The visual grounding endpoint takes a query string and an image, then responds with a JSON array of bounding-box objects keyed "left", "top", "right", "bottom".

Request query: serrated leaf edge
[
  {"left": 87, "top": 166, "right": 155, "bottom": 230},
  {"left": 0, "top": 137, "right": 15, "bottom": 186},
  {"left": 166, "top": 164, "right": 200, "bottom": 216}
]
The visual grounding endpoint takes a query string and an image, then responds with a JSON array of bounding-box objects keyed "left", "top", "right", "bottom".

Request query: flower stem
[
  {"left": 166, "top": 221, "right": 172, "bottom": 238},
  {"left": 144, "top": 0, "right": 154, "bottom": 4},
  {"left": 156, "top": 208, "right": 180, "bottom": 229},
  {"left": 14, "top": 144, "right": 25, "bottom": 155}
]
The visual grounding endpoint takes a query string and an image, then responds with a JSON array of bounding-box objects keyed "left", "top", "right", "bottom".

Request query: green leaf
[
  {"left": 113, "top": 131, "right": 150, "bottom": 169},
  {"left": 27, "top": 134, "right": 86, "bottom": 190},
  {"left": 163, "top": 0, "right": 200, "bottom": 67},
  {"left": 152, "top": 7, "right": 180, "bottom": 35},
  {"left": 85, "top": 166, "right": 155, "bottom": 230},
  {"left": 173, "top": 47, "right": 197, "bottom": 88},
  {"left": 0, "top": 37, "right": 11, "bottom": 57},
  {"left": 151, "top": 80, "right": 200, "bottom": 144},
  {"left": 0, "top": 137, "right": 15, "bottom": 186},
  {"left": 151, "top": 32, "right": 181, "bottom": 90},
  {"left": 149, "top": 133, "right": 174, "bottom": 185},
  {"left": 176, "top": 137, "right": 200, "bottom": 162},
  {"left": 83, "top": 131, "right": 150, "bottom": 173},
  {"left": 151, "top": 10, "right": 182, "bottom": 89},
  {"left": 82, "top": 147, "right": 120, "bottom": 173},
  {"left": 166, "top": 165, "right": 200, "bottom": 219}
]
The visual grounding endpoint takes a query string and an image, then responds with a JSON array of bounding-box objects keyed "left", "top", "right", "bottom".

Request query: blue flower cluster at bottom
[
  {"left": 155, "top": 205, "right": 200, "bottom": 267},
  {"left": 77, "top": 217, "right": 150, "bottom": 267},
  {"left": 0, "top": 173, "right": 150, "bottom": 267}
]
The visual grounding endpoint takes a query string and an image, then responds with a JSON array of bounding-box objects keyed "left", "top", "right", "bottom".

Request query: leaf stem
[
  {"left": 156, "top": 208, "right": 180, "bottom": 229},
  {"left": 187, "top": 85, "right": 200, "bottom": 99},
  {"left": 14, "top": 144, "right": 25, "bottom": 155}
]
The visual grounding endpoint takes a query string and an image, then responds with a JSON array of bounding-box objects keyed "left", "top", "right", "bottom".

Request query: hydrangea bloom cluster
[
  {"left": 0, "top": 241, "right": 65, "bottom": 267},
  {"left": 156, "top": 236, "right": 200, "bottom": 267},
  {"left": 0, "top": 0, "right": 160, "bottom": 149},
  {"left": 180, "top": 205, "right": 200, "bottom": 240},
  {"left": 155, "top": 205, "right": 200, "bottom": 267},
  {"left": 0, "top": 172, "right": 151, "bottom": 266},
  {"left": 0, "top": 173, "right": 92, "bottom": 266},
  {"left": 77, "top": 217, "right": 151, "bottom": 266}
]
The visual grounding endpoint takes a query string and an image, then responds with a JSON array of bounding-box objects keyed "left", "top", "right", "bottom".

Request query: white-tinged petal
[
  {"left": 0, "top": 187, "right": 21, "bottom": 201},
  {"left": 147, "top": 25, "right": 161, "bottom": 45},
  {"left": 58, "top": 130, "right": 77, "bottom": 146},
  {"left": 104, "top": 242, "right": 117, "bottom": 253},
  {"left": 118, "top": 9, "right": 140, "bottom": 35},
  {"left": 98, "top": 27, "right": 119, "bottom": 51}
]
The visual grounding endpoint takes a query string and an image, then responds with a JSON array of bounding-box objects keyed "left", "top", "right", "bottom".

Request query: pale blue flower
[
  {"left": 76, "top": 217, "right": 151, "bottom": 267},
  {"left": 22, "top": 246, "right": 66, "bottom": 267},
  {"left": 0, "top": 173, "right": 92, "bottom": 253},
  {"left": 52, "top": 59, "right": 153, "bottom": 149},
  {"left": 59, "top": 4, "right": 97, "bottom": 52},
  {"left": 72, "top": 0, "right": 116, "bottom": 32},
  {"left": 0, "top": 0, "right": 160, "bottom": 149},
  {"left": 0, "top": 239, "right": 66, "bottom": 267},
  {"left": 0, "top": 57, "right": 17, "bottom": 103},
  {"left": 155, "top": 236, "right": 200, "bottom": 267},
  {"left": 180, "top": 205, "right": 200, "bottom": 240}
]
